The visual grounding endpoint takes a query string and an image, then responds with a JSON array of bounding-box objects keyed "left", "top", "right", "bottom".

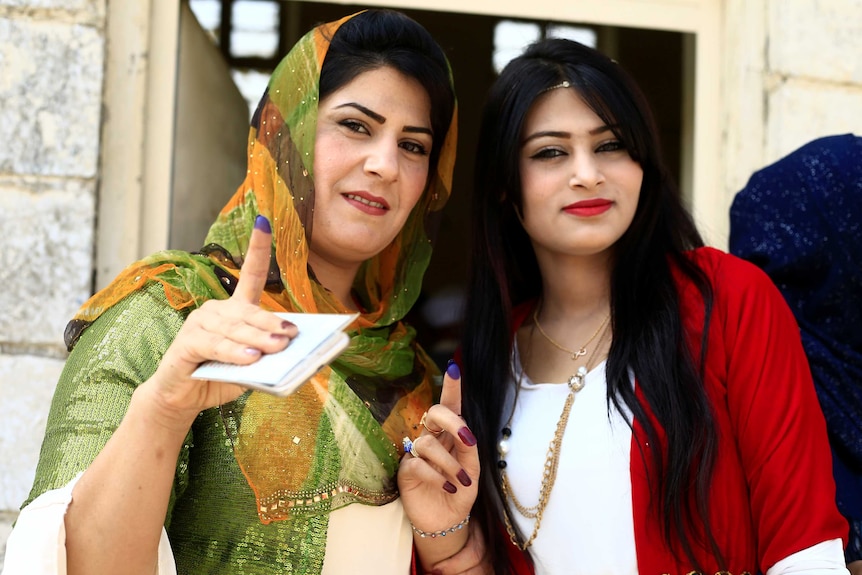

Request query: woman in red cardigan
[{"left": 456, "top": 38, "right": 849, "bottom": 574}]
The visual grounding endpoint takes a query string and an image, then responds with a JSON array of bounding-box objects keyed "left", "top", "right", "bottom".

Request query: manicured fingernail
[
  {"left": 271, "top": 333, "right": 288, "bottom": 340},
  {"left": 244, "top": 347, "right": 261, "bottom": 356},
  {"left": 254, "top": 215, "right": 271, "bottom": 233},
  {"left": 442, "top": 481, "right": 457, "bottom": 494},
  {"left": 458, "top": 426, "right": 476, "bottom": 446},
  {"left": 457, "top": 469, "right": 472, "bottom": 487},
  {"left": 281, "top": 320, "right": 294, "bottom": 330},
  {"left": 446, "top": 362, "right": 460, "bottom": 379}
]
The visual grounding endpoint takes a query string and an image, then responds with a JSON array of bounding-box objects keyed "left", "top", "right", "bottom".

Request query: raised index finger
[
  {"left": 439, "top": 361, "right": 462, "bottom": 416},
  {"left": 233, "top": 215, "right": 273, "bottom": 305}
]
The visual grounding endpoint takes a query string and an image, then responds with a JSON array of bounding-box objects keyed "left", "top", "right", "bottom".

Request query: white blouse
[{"left": 503, "top": 343, "right": 847, "bottom": 575}]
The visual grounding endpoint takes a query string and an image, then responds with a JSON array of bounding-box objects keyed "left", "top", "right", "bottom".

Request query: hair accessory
[
  {"left": 540, "top": 80, "right": 571, "bottom": 94},
  {"left": 420, "top": 411, "right": 444, "bottom": 436},
  {"left": 411, "top": 514, "right": 471, "bottom": 538}
]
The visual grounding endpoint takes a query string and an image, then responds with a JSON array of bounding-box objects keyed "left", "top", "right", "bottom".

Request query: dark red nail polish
[
  {"left": 443, "top": 481, "right": 457, "bottom": 494},
  {"left": 457, "top": 469, "right": 472, "bottom": 487},
  {"left": 458, "top": 426, "right": 477, "bottom": 446},
  {"left": 281, "top": 320, "right": 294, "bottom": 330}
]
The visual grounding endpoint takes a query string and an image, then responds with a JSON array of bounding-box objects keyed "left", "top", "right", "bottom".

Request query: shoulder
[
  {"left": 70, "top": 282, "right": 188, "bottom": 372},
  {"left": 679, "top": 246, "right": 783, "bottom": 307}
]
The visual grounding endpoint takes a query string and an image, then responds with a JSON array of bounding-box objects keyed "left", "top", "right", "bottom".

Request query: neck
[
  {"left": 306, "top": 253, "right": 362, "bottom": 312},
  {"left": 534, "top": 251, "right": 612, "bottom": 319}
]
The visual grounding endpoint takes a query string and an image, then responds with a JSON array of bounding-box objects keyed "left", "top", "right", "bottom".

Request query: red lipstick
[{"left": 563, "top": 198, "right": 612, "bottom": 217}]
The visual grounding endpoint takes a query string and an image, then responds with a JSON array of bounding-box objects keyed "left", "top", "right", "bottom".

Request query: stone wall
[
  {"left": 0, "top": 0, "right": 106, "bottom": 534},
  {"left": 723, "top": 0, "right": 862, "bottom": 206}
]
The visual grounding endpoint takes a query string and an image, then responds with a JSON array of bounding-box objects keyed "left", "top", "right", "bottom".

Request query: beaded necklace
[{"left": 498, "top": 313, "right": 611, "bottom": 550}]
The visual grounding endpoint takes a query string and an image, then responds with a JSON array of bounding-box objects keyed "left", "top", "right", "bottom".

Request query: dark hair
[
  {"left": 319, "top": 9, "right": 455, "bottom": 174},
  {"left": 460, "top": 38, "right": 718, "bottom": 573}
]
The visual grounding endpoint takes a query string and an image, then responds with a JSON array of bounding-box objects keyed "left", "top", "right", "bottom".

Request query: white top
[
  {"left": 504, "top": 343, "right": 848, "bottom": 575},
  {"left": 2, "top": 474, "right": 412, "bottom": 575}
]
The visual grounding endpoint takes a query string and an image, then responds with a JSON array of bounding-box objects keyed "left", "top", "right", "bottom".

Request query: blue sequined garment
[{"left": 729, "top": 133, "right": 862, "bottom": 561}]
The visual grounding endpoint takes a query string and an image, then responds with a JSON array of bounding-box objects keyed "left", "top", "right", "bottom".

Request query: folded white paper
[{"left": 191, "top": 312, "right": 358, "bottom": 396}]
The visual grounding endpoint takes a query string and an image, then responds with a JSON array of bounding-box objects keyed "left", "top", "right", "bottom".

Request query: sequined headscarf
[
  {"left": 729, "top": 133, "right": 862, "bottom": 558},
  {"left": 64, "top": 10, "right": 457, "bottom": 528}
]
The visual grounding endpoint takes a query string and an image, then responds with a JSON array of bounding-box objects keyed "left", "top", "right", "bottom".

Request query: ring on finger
[
  {"left": 402, "top": 436, "right": 422, "bottom": 459},
  {"left": 420, "top": 411, "right": 444, "bottom": 436},
  {"left": 411, "top": 436, "right": 424, "bottom": 459}
]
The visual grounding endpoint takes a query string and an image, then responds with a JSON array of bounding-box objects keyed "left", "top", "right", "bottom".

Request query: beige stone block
[
  {"left": 0, "top": 18, "right": 104, "bottom": 177},
  {"left": 769, "top": 0, "right": 862, "bottom": 83},
  {"left": 0, "top": 0, "right": 105, "bottom": 20},
  {"left": 0, "top": 176, "right": 95, "bottom": 349},
  {"left": 766, "top": 79, "right": 862, "bottom": 162},
  {"left": 0, "top": 354, "right": 64, "bottom": 510}
]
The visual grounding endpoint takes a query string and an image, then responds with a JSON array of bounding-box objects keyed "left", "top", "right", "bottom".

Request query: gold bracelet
[{"left": 410, "top": 514, "right": 470, "bottom": 539}]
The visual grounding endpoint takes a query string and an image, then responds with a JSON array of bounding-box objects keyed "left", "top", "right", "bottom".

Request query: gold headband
[{"left": 540, "top": 80, "right": 571, "bottom": 94}]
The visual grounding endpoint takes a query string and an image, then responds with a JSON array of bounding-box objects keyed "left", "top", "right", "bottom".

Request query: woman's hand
[
  {"left": 398, "top": 362, "right": 481, "bottom": 569},
  {"left": 144, "top": 215, "right": 297, "bottom": 428}
]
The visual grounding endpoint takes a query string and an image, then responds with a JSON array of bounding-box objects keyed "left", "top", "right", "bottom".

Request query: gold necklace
[
  {"left": 498, "top": 320, "right": 610, "bottom": 550},
  {"left": 532, "top": 305, "right": 610, "bottom": 388}
]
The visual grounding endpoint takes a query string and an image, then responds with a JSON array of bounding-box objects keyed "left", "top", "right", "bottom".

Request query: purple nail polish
[
  {"left": 254, "top": 215, "right": 271, "bottom": 233},
  {"left": 457, "top": 469, "right": 472, "bottom": 487},
  {"left": 458, "top": 426, "right": 477, "bottom": 446},
  {"left": 281, "top": 320, "right": 294, "bottom": 330},
  {"left": 446, "top": 362, "right": 460, "bottom": 379},
  {"left": 443, "top": 481, "right": 457, "bottom": 494}
]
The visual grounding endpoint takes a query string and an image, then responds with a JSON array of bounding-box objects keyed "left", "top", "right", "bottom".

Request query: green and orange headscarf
[{"left": 65, "top": 12, "right": 457, "bottom": 525}]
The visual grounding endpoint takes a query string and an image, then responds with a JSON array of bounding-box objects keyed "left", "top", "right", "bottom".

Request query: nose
[
  {"left": 364, "top": 139, "right": 399, "bottom": 182},
  {"left": 569, "top": 152, "right": 604, "bottom": 189}
]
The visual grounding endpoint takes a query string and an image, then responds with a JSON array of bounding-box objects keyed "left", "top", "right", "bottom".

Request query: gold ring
[
  {"left": 420, "top": 411, "right": 444, "bottom": 436},
  {"left": 410, "top": 435, "right": 423, "bottom": 459}
]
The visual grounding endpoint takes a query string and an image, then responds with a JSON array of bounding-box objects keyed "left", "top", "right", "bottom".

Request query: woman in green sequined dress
[{"left": 4, "top": 10, "right": 480, "bottom": 575}]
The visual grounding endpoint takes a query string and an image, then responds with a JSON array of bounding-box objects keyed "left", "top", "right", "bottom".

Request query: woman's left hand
[{"left": 398, "top": 362, "right": 480, "bottom": 567}]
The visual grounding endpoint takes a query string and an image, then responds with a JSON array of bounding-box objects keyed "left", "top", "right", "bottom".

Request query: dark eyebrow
[
  {"left": 522, "top": 124, "right": 618, "bottom": 145},
  {"left": 335, "top": 102, "right": 432, "bottom": 138},
  {"left": 336, "top": 102, "right": 385, "bottom": 124},
  {"left": 404, "top": 126, "right": 434, "bottom": 137}
]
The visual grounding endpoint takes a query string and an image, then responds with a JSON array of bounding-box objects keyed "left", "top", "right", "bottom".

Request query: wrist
[
  {"left": 411, "top": 514, "right": 471, "bottom": 540},
  {"left": 131, "top": 382, "right": 200, "bottom": 435}
]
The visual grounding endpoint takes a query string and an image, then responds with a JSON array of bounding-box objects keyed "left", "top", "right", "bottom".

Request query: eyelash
[
  {"left": 338, "top": 119, "right": 429, "bottom": 156},
  {"left": 530, "top": 140, "right": 626, "bottom": 159}
]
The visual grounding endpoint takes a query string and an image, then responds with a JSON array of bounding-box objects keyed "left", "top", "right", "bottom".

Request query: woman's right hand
[{"left": 144, "top": 215, "right": 297, "bottom": 427}]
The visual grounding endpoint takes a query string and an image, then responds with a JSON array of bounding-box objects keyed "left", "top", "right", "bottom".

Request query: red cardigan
[{"left": 503, "top": 248, "right": 847, "bottom": 575}]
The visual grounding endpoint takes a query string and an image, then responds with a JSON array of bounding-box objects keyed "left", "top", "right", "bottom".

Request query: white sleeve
[
  {"left": 766, "top": 539, "right": 850, "bottom": 575},
  {"left": 2, "top": 474, "right": 177, "bottom": 575}
]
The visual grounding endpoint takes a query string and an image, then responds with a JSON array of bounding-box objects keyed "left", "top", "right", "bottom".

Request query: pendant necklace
[
  {"left": 498, "top": 305, "right": 611, "bottom": 550},
  {"left": 532, "top": 305, "right": 610, "bottom": 390}
]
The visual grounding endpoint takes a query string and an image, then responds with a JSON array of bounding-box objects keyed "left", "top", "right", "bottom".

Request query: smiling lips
[
  {"left": 343, "top": 192, "right": 390, "bottom": 215},
  {"left": 563, "top": 198, "right": 613, "bottom": 217}
]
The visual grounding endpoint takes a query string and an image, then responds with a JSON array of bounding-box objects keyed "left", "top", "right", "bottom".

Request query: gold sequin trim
[{"left": 257, "top": 480, "right": 397, "bottom": 522}]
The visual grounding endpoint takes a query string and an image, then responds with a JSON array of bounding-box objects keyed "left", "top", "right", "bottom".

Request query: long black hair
[{"left": 460, "top": 38, "right": 719, "bottom": 573}]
